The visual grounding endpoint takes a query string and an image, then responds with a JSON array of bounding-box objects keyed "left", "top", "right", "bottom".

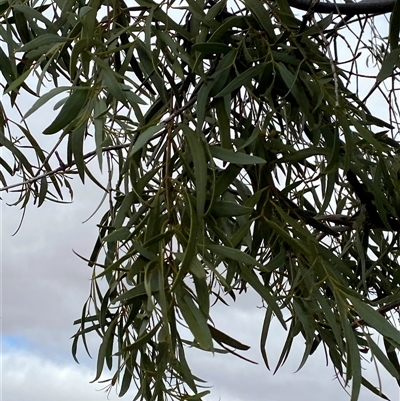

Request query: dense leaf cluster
[{"left": 1, "top": 1, "right": 400, "bottom": 400}]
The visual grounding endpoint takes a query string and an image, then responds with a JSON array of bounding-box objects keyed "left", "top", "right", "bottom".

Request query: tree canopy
[{"left": 1, "top": 0, "right": 400, "bottom": 400}]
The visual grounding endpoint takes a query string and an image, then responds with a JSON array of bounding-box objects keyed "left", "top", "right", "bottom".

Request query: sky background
[{"left": 1, "top": 3, "right": 400, "bottom": 401}]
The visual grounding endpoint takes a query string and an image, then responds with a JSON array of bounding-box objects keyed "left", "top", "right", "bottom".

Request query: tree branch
[
  {"left": 0, "top": 144, "right": 129, "bottom": 193},
  {"left": 0, "top": 98, "right": 197, "bottom": 193},
  {"left": 286, "top": 0, "right": 395, "bottom": 15}
]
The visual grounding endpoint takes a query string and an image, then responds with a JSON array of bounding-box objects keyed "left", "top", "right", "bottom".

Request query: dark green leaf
[
  {"left": 43, "top": 88, "right": 89, "bottom": 134},
  {"left": 208, "top": 325, "right": 250, "bottom": 350},
  {"left": 215, "top": 63, "right": 267, "bottom": 98},
  {"left": 103, "top": 227, "right": 131, "bottom": 242},
  {"left": 18, "top": 33, "right": 66, "bottom": 52},
  {"left": 192, "top": 42, "right": 232, "bottom": 54},
  {"left": 210, "top": 146, "right": 266, "bottom": 164},
  {"left": 350, "top": 297, "right": 400, "bottom": 346}
]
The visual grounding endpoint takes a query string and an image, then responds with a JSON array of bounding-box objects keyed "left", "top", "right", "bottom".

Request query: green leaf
[
  {"left": 70, "top": 124, "right": 86, "bottom": 182},
  {"left": 176, "top": 284, "right": 213, "bottom": 350},
  {"left": 366, "top": 335, "right": 400, "bottom": 380},
  {"left": 18, "top": 34, "right": 66, "bottom": 53},
  {"left": 244, "top": 0, "right": 275, "bottom": 38},
  {"left": 192, "top": 42, "right": 232, "bottom": 54},
  {"left": 173, "top": 190, "right": 198, "bottom": 287},
  {"left": 207, "top": 244, "right": 262, "bottom": 267},
  {"left": 92, "top": 316, "right": 118, "bottom": 382},
  {"left": 0, "top": 46, "right": 15, "bottom": 82},
  {"left": 38, "top": 176, "right": 47, "bottom": 207},
  {"left": 239, "top": 264, "right": 286, "bottom": 328},
  {"left": 43, "top": 88, "right": 89, "bottom": 134},
  {"left": 350, "top": 297, "right": 400, "bottom": 346},
  {"left": 24, "top": 86, "right": 70, "bottom": 119},
  {"left": 260, "top": 307, "right": 273, "bottom": 370},
  {"left": 101, "top": 66, "right": 129, "bottom": 107},
  {"left": 215, "top": 63, "right": 267, "bottom": 98},
  {"left": 343, "top": 321, "right": 361, "bottom": 401},
  {"left": 181, "top": 124, "right": 208, "bottom": 219},
  {"left": 376, "top": 49, "right": 400, "bottom": 83},
  {"left": 209, "top": 201, "right": 252, "bottom": 217},
  {"left": 209, "top": 146, "right": 266, "bottom": 165},
  {"left": 103, "top": 227, "right": 131, "bottom": 242},
  {"left": 389, "top": 0, "right": 400, "bottom": 50},
  {"left": 4, "top": 67, "right": 31, "bottom": 94},
  {"left": 208, "top": 325, "right": 250, "bottom": 350},
  {"left": 0, "top": 133, "right": 34, "bottom": 175},
  {"left": 123, "top": 86, "right": 147, "bottom": 106},
  {"left": 119, "top": 366, "right": 133, "bottom": 397},
  {"left": 12, "top": 4, "right": 52, "bottom": 26},
  {"left": 361, "top": 377, "right": 390, "bottom": 400},
  {"left": 276, "top": 63, "right": 309, "bottom": 109},
  {"left": 130, "top": 125, "right": 165, "bottom": 156},
  {"left": 177, "top": 342, "right": 197, "bottom": 392},
  {"left": 214, "top": 97, "right": 232, "bottom": 149},
  {"left": 113, "top": 282, "right": 148, "bottom": 304},
  {"left": 278, "top": 147, "right": 331, "bottom": 163}
]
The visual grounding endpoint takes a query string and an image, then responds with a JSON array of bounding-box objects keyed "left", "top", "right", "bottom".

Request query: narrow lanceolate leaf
[
  {"left": 37, "top": 176, "right": 47, "bottom": 207},
  {"left": 93, "top": 98, "right": 106, "bottom": 170},
  {"left": 376, "top": 49, "right": 400, "bottom": 83},
  {"left": 103, "top": 227, "right": 131, "bottom": 242},
  {"left": 177, "top": 342, "right": 197, "bottom": 392},
  {"left": 215, "top": 63, "right": 267, "bottom": 97},
  {"left": 24, "top": 86, "right": 70, "bottom": 119},
  {"left": 239, "top": 264, "right": 286, "bottom": 328},
  {"left": 17, "top": 33, "right": 67, "bottom": 53},
  {"left": 119, "top": 366, "right": 133, "bottom": 397},
  {"left": 244, "top": 0, "right": 275, "bottom": 37},
  {"left": 0, "top": 46, "right": 15, "bottom": 82},
  {"left": 214, "top": 97, "right": 231, "bottom": 149},
  {"left": 92, "top": 316, "right": 118, "bottom": 383},
  {"left": 278, "top": 147, "right": 331, "bottom": 162},
  {"left": 209, "top": 201, "right": 252, "bottom": 217},
  {"left": 70, "top": 124, "right": 86, "bottom": 182},
  {"left": 343, "top": 321, "right": 361, "bottom": 401},
  {"left": 366, "top": 335, "right": 400, "bottom": 380},
  {"left": 175, "top": 284, "right": 213, "bottom": 350},
  {"left": 260, "top": 307, "right": 273, "bottom": 370},
  {"left": 208, "top": 325, "right": 250, "bottom": 350},
  {"left": 207, "top": 244, "right": 262, "bottom": 267},
  {"left": 4, "top": 68, "right": 31, "bottom": 94},
  {"left": 180, "top": 124, "right": 208, "bottom": 219},
  {"left": 101, "top": 67, "right": 129, "bottom": 107},
  {"left": 43, "top": 88, "right": 89, "bottom": 134},
  {"left": 0, "top": 133, "right": 34, "bottom": 175},
  {"left": 389, "top": 0, "right": 400, "bottom": 50},
  {"left": 192, "top": 42, "right": 232, "bottom": 54},
  {"left": 172, "top": 190, "right": 198, "bottom": 287},
  {"left": 209, "top": 146, "right": 266, "bottom": 165},
  {"left": 350, "top": 297, "right": 400, "bottom": 346},
  {"left": 130, "top": 125, "right": 165, "bottom": 156}
]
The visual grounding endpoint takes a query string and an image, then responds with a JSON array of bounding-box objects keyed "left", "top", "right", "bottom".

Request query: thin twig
[
  {"left": 0, "top": 144, "right": 128, "bottom": 192},
  {"left": 0, "top": 97, "right": 197, "bottom": 193}
]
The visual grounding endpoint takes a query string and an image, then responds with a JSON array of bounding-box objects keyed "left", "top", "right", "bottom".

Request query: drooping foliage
[{"left": 1, "top": 0, "right": 400, "bottom": 400}]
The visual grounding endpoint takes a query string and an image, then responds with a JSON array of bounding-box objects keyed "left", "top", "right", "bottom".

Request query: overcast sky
[
  {"left": 1, "top": 4, "right": 400, "bottom": 401},
  {"left": 2, "top": 186, "right": 399, "bottom": 401}
]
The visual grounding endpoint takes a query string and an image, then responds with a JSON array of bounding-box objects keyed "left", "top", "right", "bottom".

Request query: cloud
[
  {"left": 2, "top": 347, "right": 129, "bottom": 401},
  {"left": 3, "top": 334, "right": 397, "bottom": 401},
  {"left": 2, "top": 195, "right": 399, "bottom": 401},
  {"left": 2, "top": 180, "right": 399, "bottom": 401}
]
